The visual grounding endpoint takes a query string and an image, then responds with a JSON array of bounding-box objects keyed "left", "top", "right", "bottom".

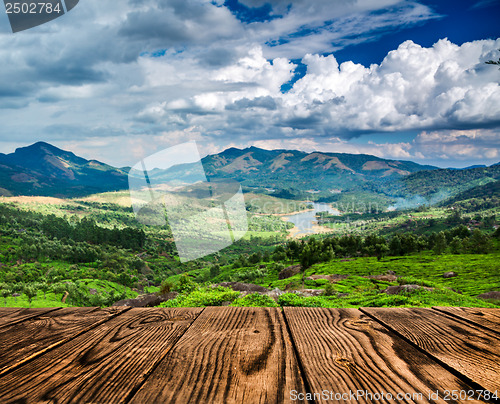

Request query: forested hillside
[{"left": 402, "top": 165, "right": 500, "bottom": 198}]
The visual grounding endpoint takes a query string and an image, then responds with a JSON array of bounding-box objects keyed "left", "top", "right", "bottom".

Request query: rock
[
  {"left": 113, "top": 292, "right": 178, "bottom": 307},
  {"left": 298, "top": 289, "right": 324, "bottom": 297},
  {"left": 89, "top": 288, "right": 98, "bottom": 295},
  {"left": 382, "top": 284, "right": 433, "bottom": 295},
  {"left": 306, "top": 274, "right": 349, "bottom": 282},
  {"left": 386, "top": 270, "right": 396, "bottom": 276},
  {"left": 215, "top": 282, "right": 269, "bottom": 293},
  {"left": 447, "top": 288, "right": 462, "bottom": 294},
  {"left": 367, "top": 274, "right": 397, "bottom": 282},
  {"left": 476, "top": 291, "right": 500, "bottom": 300},
  {"left": 306, "top": 275, "right": 328, "bottom": 281},
  {"left": 443, "top": 271, "right": 458, "bottom": 278},
  {"left": 266, "top": 288, "right": 284, "bottom": 301},
  {"left": 278, "top": 265, "right": 301, "bottom": 280}
]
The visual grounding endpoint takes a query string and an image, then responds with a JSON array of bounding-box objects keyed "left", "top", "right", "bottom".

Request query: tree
[
  {"left": 374, "top": 243, "right": 389, "bottom": 261},
  {"left": 389, "top": 235, "right": 402, "bottom": 256},
  {"left": 321, "top": 245, "right": 335, "bottom": 262},
  {"left": 272, "top": 245, "right": 287, "bottom": 262},
  {"left": 23, "top": 285, "right": 38, "bottom": 308},
  {"left": 449, "top": 236, "right": 463, "bottom": 254},
  {"left": 51, "top": 282, "right": 69, "bottom": 297},
  {"left": 1, "top": 288, "right": 11, "bottom": 306},
  {"left": 467, "top": 229, "right": 493, "bottom": 254},
  {"left": 433, "top": 232, "right": 447, "bottom": 255},
  {"left": 38, "top": 281, "right": 50, "bottom": 300},
  {"left": 248, "top": 252, "right": 262, "bottom": 265},
  {"left": 11, "top": 283, "right": 23, "bottom": 304},
  {"left": 286, "top": 240, "right": 301, "bottom": 263},
  {"left": 118, "top": 273, "right": 133, "bottom": 295},
  {"left": 210, "top": 263, "right": 220, "bottom": 279},
  {"left": 299, "top": 244, "right": 314, "bottom": 287}
]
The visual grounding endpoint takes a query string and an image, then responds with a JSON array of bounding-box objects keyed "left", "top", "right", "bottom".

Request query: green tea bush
[
  {"left": 160, "top": 286, "right": 239, "bottom": 307},
  {"left": 277, "top": 293, "right": 324, "bottom": 307},
  {"left": 323, "top": 282, "right": 336, "bottom": 296},
  {"left": 231, "top": 293, "right": 278, "bottom": 307},
  {"left": 175, "top": 274, "right": 197, "bottom": 294},
  {"left": 230, "top": 267, "right": 267, "bottom": 283}
]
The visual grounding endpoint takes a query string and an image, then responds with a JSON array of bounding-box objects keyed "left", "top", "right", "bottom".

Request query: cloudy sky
[{"left": 0, "top": 0, "right": 499, "bottom": 168}]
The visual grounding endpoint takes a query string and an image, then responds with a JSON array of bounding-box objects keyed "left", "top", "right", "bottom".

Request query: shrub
[
  {"left": 230, "top": 267, "right": 267, "bottom": 283},
  {"left": 175, "top": 274, "right": 197, "bottom": 294},
  {"left": 159, "top": 279, "right": 174, "bottom": 295},
  {"left": 160, "top": 286, "right": 239, "bottom": 307},
  {"left": 277, "top": 293, "right": 323, "bottom": 307},
  {"left": 323, "top": 282, "right": 336, "bottom": 296},
  {"left": 231, "top": 293, "right": 278, "bottom": 307}
]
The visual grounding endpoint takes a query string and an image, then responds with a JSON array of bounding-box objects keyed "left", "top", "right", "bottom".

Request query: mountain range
[
  {"left": 0, "top": 142, "right": 498, "bottom": 206},
  {"left": 0, "top": 142, "right": 128, "bottom": 197}
]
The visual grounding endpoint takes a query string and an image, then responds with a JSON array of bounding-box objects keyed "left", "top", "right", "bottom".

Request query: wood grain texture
[
  {"left": 283, "top": 307, "right": 478, "bottom": 404},
  {"left": 362, "top": 307, "right": 500, "bottom": 393},
  {"left": 0, "top": 307, "right": 201, "bottom": 404},
  {"left": 432, "top": 307, "right": 500, "bottom": 334},
  {"left": 129, "top": 306, "right": 305, "bottom": 404},
  {"left": 0, "top": 306, "right": 127, "bottom": 376},
  {"left": 0, "top": 307, "right": 61, "bottom": 328}
]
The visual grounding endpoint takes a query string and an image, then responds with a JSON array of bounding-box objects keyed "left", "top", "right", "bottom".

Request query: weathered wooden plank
[
  {"left": 432, "top": 307, "right": 500, "bottom": 334},
  {"left": 0, "top": 307, "right": 61, "bottom": 328},
  {"left": 0, "top": 307, "right": 201, "bottom": 404},
  {"left": 0, "top": 306, "right": 127, "bottom": 376},
  {"left": 283, "top": 307, "right": 481, "bottom": 404},
  {"left": 362, "top": 307, "right": 500, "bottom": 393},
  {"left": 129, "top": 307, "right": 306, "bottom": 404}
]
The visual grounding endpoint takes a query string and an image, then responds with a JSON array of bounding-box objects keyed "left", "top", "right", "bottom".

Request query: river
[{"left": 283, "top": 202, "right": 340, "bottom": 235}]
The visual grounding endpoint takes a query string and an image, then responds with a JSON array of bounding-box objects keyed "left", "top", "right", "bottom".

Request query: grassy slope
[{"left": 161, "top": 252, "right": 500, "bottom": 308}]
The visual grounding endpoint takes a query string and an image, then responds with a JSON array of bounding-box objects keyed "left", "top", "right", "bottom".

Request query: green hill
[{"left": 402, "top": 165, "right": 500, "bottom": 199}]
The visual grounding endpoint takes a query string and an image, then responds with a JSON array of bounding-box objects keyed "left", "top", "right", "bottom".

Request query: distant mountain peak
[
  {"left": 17, "top": 141, "right": 66, "bottom": 153},
  {"left": 0, "top": 141, "right": 128, "bottom": 197}
]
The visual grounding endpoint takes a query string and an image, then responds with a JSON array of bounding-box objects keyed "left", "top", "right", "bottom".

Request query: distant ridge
[
  {"left": 447, "top": 164, "right": 487, "bottom": 170},
  {"left": 0, "top": 142, "right": 497, "bottom": 203},
  {"left": 0, "top": 142, "right": 128, "bottom": 197}
]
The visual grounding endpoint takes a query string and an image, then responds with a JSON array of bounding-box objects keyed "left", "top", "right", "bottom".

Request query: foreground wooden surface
[{"left": 0, "top": 307, "right": 498, "bottom": 403}]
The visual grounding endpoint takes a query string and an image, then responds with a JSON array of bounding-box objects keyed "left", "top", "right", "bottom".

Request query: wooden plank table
[{"left": 0, "top": 306, "right": 498, "bottom": 403}]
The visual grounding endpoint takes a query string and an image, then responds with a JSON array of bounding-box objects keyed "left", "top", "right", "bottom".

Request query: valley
[{"left": 0, "top": 142, "right": 498, "bottom": 310}]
